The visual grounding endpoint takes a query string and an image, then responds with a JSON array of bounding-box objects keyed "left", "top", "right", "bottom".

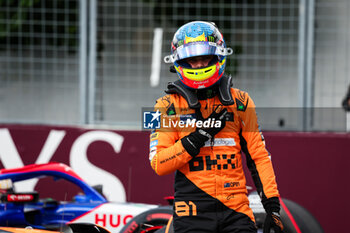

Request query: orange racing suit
[{"left": 149, "top": 83, "right": 279, "bottom": 232}]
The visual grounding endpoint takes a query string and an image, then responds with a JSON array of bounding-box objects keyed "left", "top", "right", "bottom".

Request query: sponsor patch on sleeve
[
  {"left": 150, "top": 140, "right": 158, "bottom": 148},
  {"left": 150, "top": 132, "right": 159, "bottom": 140},
  {"left": 149, "top": 147, "right": 157, "bottom": 161}
]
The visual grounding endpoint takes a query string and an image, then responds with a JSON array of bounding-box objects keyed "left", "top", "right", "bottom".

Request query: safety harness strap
[
  {"left": 218, "top": 75, "right": 235, "bottom": 106},
  {"left": 165, "top": 80, "right": 201, "bottom": 109},
  {"left": 165, "top": 75, "right": 234, "bottom": 109}
]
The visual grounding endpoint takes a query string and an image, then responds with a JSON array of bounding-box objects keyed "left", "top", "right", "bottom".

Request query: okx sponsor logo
[{"left": 143, "top": 110, "right": 161, "bottom": 129}]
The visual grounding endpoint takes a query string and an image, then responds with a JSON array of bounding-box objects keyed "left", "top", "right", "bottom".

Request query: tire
[
  {"left": 280, "top": 198, "right": 324, "bottom": 233},
  {"left": 129, "top": 199, "right": 323, "bottom": 233},
  {"left": 119, "top": 206, "right": 172, "bottom": 233}
]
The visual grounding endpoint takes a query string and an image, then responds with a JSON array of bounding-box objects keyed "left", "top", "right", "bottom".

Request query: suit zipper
[{"left": 208, "top": 98, "right": 215, "bottom": 148}]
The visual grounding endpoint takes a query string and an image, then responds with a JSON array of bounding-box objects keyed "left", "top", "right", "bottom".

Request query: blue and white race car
[
  {"left": 0, "top": 162, "right": 172, "bottom": 233},
  {"left": 0, "top": 162, "right": 324, "bottom": 233}
]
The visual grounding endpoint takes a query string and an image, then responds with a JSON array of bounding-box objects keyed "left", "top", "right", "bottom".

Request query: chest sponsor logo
[
  {"left": 189, "top": 154, "right": 236, "bottom": 171},
  {"left": 203, "top": 138, "right": 236, "bottom": 147}
]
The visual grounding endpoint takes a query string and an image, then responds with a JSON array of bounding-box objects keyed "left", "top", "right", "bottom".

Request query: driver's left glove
[{"left": 262, "top": 197, "right": 284, "bottom": 233}]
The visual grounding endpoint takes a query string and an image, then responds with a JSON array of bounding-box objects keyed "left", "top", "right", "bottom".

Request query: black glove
[
  {"left": 181, "top": 105, "right": 227, "bottom": 157},
  {"left": 263, "top": 197, "right": 284, "bottom": 233}
]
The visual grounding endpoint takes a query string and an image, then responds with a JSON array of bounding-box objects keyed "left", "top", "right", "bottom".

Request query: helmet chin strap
[{"left": 165, "top": 75, "right": 234, "bottom": 109}]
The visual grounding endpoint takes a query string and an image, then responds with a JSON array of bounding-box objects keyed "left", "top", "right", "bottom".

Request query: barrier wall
[{"left": 0, "top": 124, "right": 349, "bottom": 233}]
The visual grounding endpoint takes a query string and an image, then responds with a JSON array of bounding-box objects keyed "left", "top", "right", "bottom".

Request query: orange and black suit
[{"left": 149, "top": 81, "right": 280, "bottom": 233}]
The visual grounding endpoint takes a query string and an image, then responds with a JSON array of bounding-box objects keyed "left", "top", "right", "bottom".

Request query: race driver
[{"left": 149, "top": 21, "right": 284, "bottom": 233}]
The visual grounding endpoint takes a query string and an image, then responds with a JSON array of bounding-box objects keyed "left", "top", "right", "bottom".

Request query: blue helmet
[{"left": 164, "top": 21, "right": 233, "bottom": 89}]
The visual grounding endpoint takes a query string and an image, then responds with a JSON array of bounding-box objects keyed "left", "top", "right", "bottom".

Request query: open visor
[{"left": 164, "top": 42, "right": 233, "bottom": 63}]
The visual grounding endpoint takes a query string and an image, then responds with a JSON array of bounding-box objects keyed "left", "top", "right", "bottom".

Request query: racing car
[
  {"left": 120, "top": 191, "right": 324, "bottom": 233},
  {"left": 0, "top": 163, "right": 323, "bottom": 233},
  {"left": 0, "top": 163, "right": 171, "bottom": 233},
  {"left": 0, "top": 223, "right": 110, "bottom": 233}
]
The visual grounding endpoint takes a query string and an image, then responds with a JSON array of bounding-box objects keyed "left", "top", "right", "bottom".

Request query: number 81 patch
[{"left": 175, "top": 201, "right": 197, "bottom": 217}]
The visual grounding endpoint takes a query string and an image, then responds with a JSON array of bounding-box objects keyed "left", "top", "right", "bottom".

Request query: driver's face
[{"left": 185, "top": 55, "right": 214, "bottom": 68}]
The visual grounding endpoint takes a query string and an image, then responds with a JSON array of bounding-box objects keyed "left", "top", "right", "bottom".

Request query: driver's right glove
[{"left": 181, "top": 105, "right": 227, "bottom": 157}]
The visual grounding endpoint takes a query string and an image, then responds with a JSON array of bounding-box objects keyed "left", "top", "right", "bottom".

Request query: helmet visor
[
  {"left": 176, "top": 42, "right": 217, "bottom": 60},
  {"left": 164, "top": 42, "right": 232, "bottom": 63}
]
